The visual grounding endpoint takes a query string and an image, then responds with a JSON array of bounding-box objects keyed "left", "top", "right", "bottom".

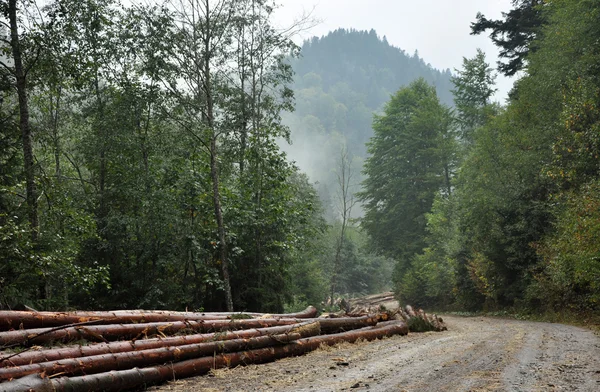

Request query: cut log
[
  {"left": 0, "top": 321, "right": 407, "bottom": 392},
  {"left": 0, "top": 319, "right": 303, "bottom": 347},
  {"left": 347, "top": 292, "right": 398, "bottom": 314},
  {"left": 0, "top": 306, "right": 318, "bottom": 331},
  {"left": 0, "top": 374, "right": 52, "bottom": 392},
  {"left": 0, "top": 316, "right": 377, "bottom": 348},
  {"left": 0, "top": 322, "right": 315, "bottom": 367},
  {"left": 315, "top": 315, "right": 378, "bottom": 332},
  {"left": 398, "top": 306, "right": 447, "bottom": 332},
  {"left": 0, "top": 322, "right": 321, "bottom": 381}
]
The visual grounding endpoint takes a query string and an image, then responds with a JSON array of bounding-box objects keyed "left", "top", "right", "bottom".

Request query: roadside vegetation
[{"left": 1, "top": 1, "right": 600, "bottom": 323}]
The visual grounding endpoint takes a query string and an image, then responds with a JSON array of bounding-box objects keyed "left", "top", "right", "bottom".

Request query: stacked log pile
[
  {"left": 330, "top": 292, "right": 447, "bottom": 333},
  {"left": 0, "top": 304, "right": 442, "bottom": 391},
  {"left": 391, "top": 305, "right": 447, "bottom": 332},
  {"left": 348, "top": 291, "right": 398, "bottom": 312}
]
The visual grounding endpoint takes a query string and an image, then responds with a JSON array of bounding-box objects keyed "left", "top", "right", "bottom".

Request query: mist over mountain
[{"left": 282, "top": 28, "right": 455, "bottom": 219}]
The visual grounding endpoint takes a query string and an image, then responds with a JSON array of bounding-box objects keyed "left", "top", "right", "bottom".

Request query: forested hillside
[
  {"left": 0, "top": 0, "right": 327, "bottom": 312},
  {"left": 282, "top": 29, "right": 454, "bottom": 219},
  {"left": 2, "top": 0, "right": 599, "bottom": 320},
  {"left": 360, "top": 0, "right": 600, "bottom": 316},
  {"left": 0, "top": 1, "right": 396, "bottom": 313},
  {"left": 278, "top": 29, "right": 456, "bottom": 307}
]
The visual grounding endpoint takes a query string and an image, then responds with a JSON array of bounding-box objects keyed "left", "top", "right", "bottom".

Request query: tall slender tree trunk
[
  {"left": 330, "top": 148, "right": 355, "bottom": 304},
  {"left": 50, "top": 88, "right": 62, "bottom": 179},
  {"left": 8, "top": 0, "right": 38, "bottom": 241},
  {"left": 203, "top": 0, "right": 233, "bottom": 311},
  {"left": 209, "top": 139, "right": 233, "bottom": 311}
]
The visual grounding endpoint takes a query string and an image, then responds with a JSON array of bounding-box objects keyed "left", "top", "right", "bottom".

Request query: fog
[
  {"left": 272, "top": 0, "right": 515, "bottom": 220},
  {"left": 274, "top": 0, "right": 515, "bottom": 102}
]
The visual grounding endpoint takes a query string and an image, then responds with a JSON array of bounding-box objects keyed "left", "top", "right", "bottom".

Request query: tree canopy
[
  {"left": 471, "top": 0, "right": 545, "bottom": 76},
  {"left": 359, "top": 79, "right": 453, "bottom": 292},
  {"left": 2, "top": 0, "right": 600, "bottom": 320}
]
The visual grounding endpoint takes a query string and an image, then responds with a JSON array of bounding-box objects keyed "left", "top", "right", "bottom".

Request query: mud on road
[{"left": 150, "top": 316, "right": 600, "bottom": 391}]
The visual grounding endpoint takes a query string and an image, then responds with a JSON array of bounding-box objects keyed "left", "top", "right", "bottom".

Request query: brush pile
[{"left": 0, "top": 303, "right": 443, "bottom": 391}]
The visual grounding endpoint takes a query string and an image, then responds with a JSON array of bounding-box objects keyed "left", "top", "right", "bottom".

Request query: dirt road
[{"left": 150, "top": 316, "right": 600, "bottom": 391}]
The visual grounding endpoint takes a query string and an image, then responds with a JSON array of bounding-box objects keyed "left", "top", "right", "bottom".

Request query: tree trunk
[
  {"left": 202, "top": 0, "right": 234, "bottom": 312},
  {"left": 8, "top": 0, "right": 38, "bottom": 241},
  {"left": 0, "top": 321, "right": 317, "bottom": 367},
  {"left": 209, "top": 138, "right": 234, "bottom": 312},
  {"left": 0, "top": 318, "right": 309, "bottom": 347},
  {"left": 0, "top": 323, "right": 321, "bottom": 381},
  {"left": 330, "top": 148, "right": 355, "bottom": 306},
  {"left": 0, "top": 321, "right": 407, "bottom": 392},
  {"left": 0, "top": 306, "right": 318, "bottom": 332},
  {"left": 0, "top": 315, "right": 376, "bottom": 348}
]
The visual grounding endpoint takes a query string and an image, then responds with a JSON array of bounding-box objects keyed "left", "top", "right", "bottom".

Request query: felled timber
[
  {"left": 0, "top": 322, "right": 315, "bottom": 367},
  {"left": 0, "top": 321, "right": 407, "bottom": 392},
  {"left": 316, "top": 315, "right": 378, "bottom": 331},
  {"left": 200, "top": 306, "right": 318, "bottom": 319},
  {"left": 0, "top": 306, "right": 318, "bottom": 331},
  {"left": 349, "top": 292, "right": 396, "bottom": 307},
  {"left": 0, "top": 316, "right": 377, "bottom": 348},
  {"left": 0, "top": 322, "right": 321, "bottom": 381},
  {"left": 389, "top": 305, "right": 446, "bottom": 332},
  {"left": 0, "top": 319, "right": 302, "bottom": 347}
]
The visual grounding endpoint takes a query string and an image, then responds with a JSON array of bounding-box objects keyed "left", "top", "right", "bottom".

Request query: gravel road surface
[{"left": 150, "top": 316, "right": 600, "bottom": 391}]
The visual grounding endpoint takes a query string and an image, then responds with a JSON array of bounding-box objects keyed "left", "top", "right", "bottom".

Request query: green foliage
[
  {"left": 532, "top": 182, "right": 600, "bottom": 311},
  {"left": 0, "top": 0, "right": 327, "bottom": 312},
  {"left": 525, "top": 0, "right": 600, "bottom": 313},
  {"left": 456, "top": 104, "right": 555, "bottom": 307},
  {"left": 399, "top": 197, "right": 457, "bottom": 308},
  {"left": 4, "top": 0, "right": 599, "bottom": 318},
  {"left": 451, "top": 49, "right": 497, "bottom": 144},
  {"left": 399, "top": 51, "right": 500, "bottom": 311},
  {"left": 412, "top": 0, "right": 600, "bottom": 316},
  {"left": 283, "top": 29, "right": 455, "bottom": 221},
  {"left": 0, "top": 213, "right": 36, "bottom": 307},
  {"left": 471, "top": 0, "right": 545, "bottom": 76},
  {"left": 407, "top": 316, "right": 436, "bottom": 333},
  {"left": 360, "top": 79, "right": 453, "bottom": 276}
]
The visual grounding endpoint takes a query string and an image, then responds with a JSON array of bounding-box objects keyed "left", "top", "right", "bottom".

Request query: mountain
[{"left": 282, "top": 28, "right": 455, "bottom": 218}]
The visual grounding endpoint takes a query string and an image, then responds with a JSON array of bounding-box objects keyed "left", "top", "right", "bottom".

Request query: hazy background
[{"left": 274, "top": 0, "right": 515, "bottom": 102}]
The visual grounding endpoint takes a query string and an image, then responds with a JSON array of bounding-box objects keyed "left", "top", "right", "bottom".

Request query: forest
[{"left": 1, "top": 0, "right": 599, "bottom": 319}]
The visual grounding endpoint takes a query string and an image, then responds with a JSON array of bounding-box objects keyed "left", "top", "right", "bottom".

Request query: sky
[{"left": 273, "top": 0, "right": 516, "bottom": 103}]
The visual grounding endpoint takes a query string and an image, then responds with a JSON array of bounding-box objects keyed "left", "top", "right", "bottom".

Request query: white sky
[{"left": 273, "top": 0, "right": 516, "bottom": 103}]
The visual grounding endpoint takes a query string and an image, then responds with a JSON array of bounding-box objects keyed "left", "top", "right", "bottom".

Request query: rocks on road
[{"left": 150, "top": 316, "right": 600, "bottom": 392}]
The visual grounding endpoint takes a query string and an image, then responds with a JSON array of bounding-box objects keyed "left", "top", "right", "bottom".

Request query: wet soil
[{"left": 149, "top": 316, "right": 600, "bottom": 391}]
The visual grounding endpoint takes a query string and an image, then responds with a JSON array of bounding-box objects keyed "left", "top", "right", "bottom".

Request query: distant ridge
[
  {"left": 293, "top": 28, "right": 453, "bottom": 109},
  {"left": 282, "top": 28, "right": 454, "bottom": 218}
]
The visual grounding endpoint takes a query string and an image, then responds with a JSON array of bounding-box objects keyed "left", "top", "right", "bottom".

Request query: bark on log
[
  {"left": 316, "top": 315, "right": 378, "bottom": 331},
  {"left": 0, "top": 323, "right": 321, "bottom": 381},
  {"left": 349, "top": 292, "right": 396, "bottom": 307},
  {"left": 395, "top": 306, "right": 447, "bottom": 332},
  {"left": 0, "top": 307, "right": 318, "bottom": 331},
  {"left": 0, "top": 321, "right": 407, "bottom": 392},
  {"left": 0, "top": 374, "right": 53, "bottom": 392},
  {"left": 0, "top": 319, "right": 300, "bottom": 347},
  {"left": 0, "top": 316, "right": 376, "bottom": 348},
  {"left": 0, "top": 322, "right": 315, "bottom": 367}
]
